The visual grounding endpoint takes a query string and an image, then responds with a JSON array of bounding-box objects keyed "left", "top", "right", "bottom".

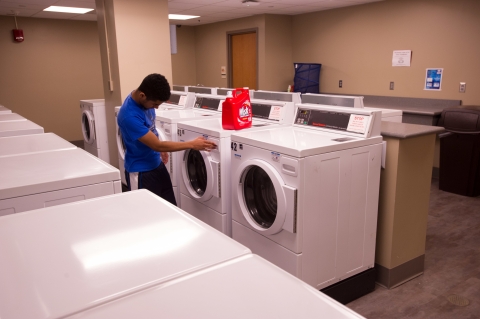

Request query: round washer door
[
  {"left": 181, "top": 149, "right": 217, "bottom": 202},
  {"left": 235, "top": 159, "right": 289, "bottom": 235},
  {"left": 81, "top": 110, "right": 95, "bottom": 144},
  {"left": 116, "top": 126, "right": 126, "bottom": 160}
]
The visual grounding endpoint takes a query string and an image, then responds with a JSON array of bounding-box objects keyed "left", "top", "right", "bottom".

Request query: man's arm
[{"left": 138, "top": 130, "right": 217, "bottom": 152}]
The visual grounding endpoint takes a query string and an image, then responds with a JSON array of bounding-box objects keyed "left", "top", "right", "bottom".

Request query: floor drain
[{"left": 447, "top": 294, "right": 470, "bottom": 307}]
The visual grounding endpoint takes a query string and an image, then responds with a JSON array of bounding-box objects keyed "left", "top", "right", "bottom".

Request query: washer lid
[
  {"left": 0, "top": 119, "right": 43, "bottom": 137},
  {"left": 0, "top": 148, "right": 120, "bottom": 200},
  {"left": 0, "top": 113, "right": 26, "bottom": 122},
  {"left": 363, "top": 107, "right": 402, "bottom": 117},
  {"left": 154, "top": 109, "right": 220, "bottom": 124},
  {"left": 0, "top": 133, "right": 76, "bottom": 157},
  {"left": 0, "top": 105, "right": 11, "bottom": 114},
  {"left": 0, "top": 190, "right": 251, "bottom": 319},
  {"left": 65, "top": 255, "right": 365, "bottom": 319}
]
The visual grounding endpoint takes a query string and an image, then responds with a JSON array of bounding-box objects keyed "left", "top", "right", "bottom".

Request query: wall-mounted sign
[
  {"left": 392, "top": 50, "right": 411, "bottom": 67},
  {"left": 425, "top": 68, "right": 443, "bottom": 91}
]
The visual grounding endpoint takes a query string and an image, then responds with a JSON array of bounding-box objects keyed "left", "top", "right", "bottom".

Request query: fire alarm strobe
[{"left": 12, "top": 15, "right": 24, "bottom": 42}]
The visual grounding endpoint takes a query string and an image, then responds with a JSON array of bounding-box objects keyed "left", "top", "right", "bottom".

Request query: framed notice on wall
[{"left": 425, "top": 68, "right": 443, "bottom": 91}]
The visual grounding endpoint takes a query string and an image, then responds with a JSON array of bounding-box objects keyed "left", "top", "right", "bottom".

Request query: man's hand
[
  {"left": 161, "top": 152, "right": 169, "bottom": 164},
  {"left": 191, "top": 137, "right": 217, "bottom": 151}
]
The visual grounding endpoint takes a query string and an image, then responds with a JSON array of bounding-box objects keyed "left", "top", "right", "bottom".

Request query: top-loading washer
[
  {"left": 0, "top": 148, "right": 121, "bottom": 216},
  {"left": 230, "top": 104, "right": 383, "bottom": 291},
  {"left": 159, "top": 91, "right": 195, "bottom": 111},
  {"left": 187, "top": 86, "right": 218, "bottom": 95},
  {"left": 252, "top": 90, "right": 302, "bottom": 104},
  {"left": 80, "top": 99, "right": 110, "bottom": 163},
  {"left": 0, "top": 113, "right": 26, "bottom": 122},
  {"left": 0, "top": 189, "right": 251, "bottom": 319},
  {"left": 302, "top": 93, "right": 403, "bottom": 122},
  {"left": 67, "top": 254, "right": 365, "bottom": 319},
  {"left": 176, "top": 98, "right": 296, "bottom": 236},
  {"left": 0, "top": 105, "right": 11, "bottom": 114},
  {"left": 155, "top": 93, "right": 227, "bottom": 205},
  {"left": 0, "top": 133, "right": 76, "bottom": 158},
  {"left": 0, "top": 119, "right": 44, "bottom": 137},
  {"left": 172, "top": 85, "right": 188, "bottom": 92}
]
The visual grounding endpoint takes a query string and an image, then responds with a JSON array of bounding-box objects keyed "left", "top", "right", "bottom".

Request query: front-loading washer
[
  {"left": 0, "top": 133, "right": 76, "bottom": 158},
  {"left": 0, "top": 190, "right": 251, "bottom": 319},
  {"left": 177, "top": 98, "right": 296, "bottom": 236},
  {"left": 80, "top": 99, "right": 110, "bottom": 163},
  {"left": 0, "top": 113, "right": 26, "bottom": 122},
  {"left": 230, "top": 104, "right": 383, "bottom": 290},
  {"left": 114, "top": 106, "right": 127, "bottom": 187},
  {"left": 0, "top": 119, "right": 44, "bottom": 137},
  {"left": 155, "top": 94, "right": 226, "bottom": 205},
  {"left": 0, "top": 148, "right": 121, "bottom": 216}
]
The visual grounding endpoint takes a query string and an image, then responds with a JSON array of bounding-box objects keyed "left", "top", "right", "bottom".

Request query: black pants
[{"left": 125, "top": 162, "right": 177, "bottom": 206}]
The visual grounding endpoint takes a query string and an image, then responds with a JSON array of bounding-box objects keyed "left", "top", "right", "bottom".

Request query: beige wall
[
  {"left": 0, "top": 16, "right": 104, "bottom": 141},
  {"left": 171, "top": 25, "right": 197, "bottom": 86},
  {"left": 292, "top": 0, "right": 480, "bottom": 104}
]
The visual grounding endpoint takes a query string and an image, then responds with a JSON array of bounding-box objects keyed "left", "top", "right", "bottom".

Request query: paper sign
[
  {"left": 347, "top": 114, "right": 369, "bottom": 134},
  {"left": 425, "top": 68, "right": 443, "bottom": 91},
  {"left": 268, "top": 105, "right": 282, "bottom": 121},
  {"left": 392, "top": 50, "right": 412, "bottom": 67},
  {"left": 179, "top": 95, "right": 187, "bottom": 106}
]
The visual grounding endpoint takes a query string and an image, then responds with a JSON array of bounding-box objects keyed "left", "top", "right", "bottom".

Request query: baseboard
[
  {"left": 432, "top": 167, "right": 439, "bottom": 179},
  {"left": 320, "top": 268, "right": 376, "bottom": 305},
  {"left": 375, "top": 254, "right": 425, "bottom": 289},
  {"left": 70, "top": 140, "right": 84, "bottom": 149}
]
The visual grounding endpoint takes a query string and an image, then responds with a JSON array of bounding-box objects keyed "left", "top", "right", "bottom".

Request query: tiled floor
[{"left": 347, "top": 179, "right": 480, "bottom": 318}]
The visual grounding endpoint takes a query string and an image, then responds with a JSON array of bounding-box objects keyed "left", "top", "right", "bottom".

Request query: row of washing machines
[
  {"left": 105, "top": 89, "right": 401, "bottom": 293},
  {"left": 0, "top": 103, "right": 366, "bottom": 318}
]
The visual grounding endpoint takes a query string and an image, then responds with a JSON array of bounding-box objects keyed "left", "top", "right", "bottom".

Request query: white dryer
[
  {"left": 80, "top": 99, "right": 110, "bottom": 163},
  {"left": 159, "top": 91, "right": 195, "bottom": 111},
  {"left": 0, "top": 105, "right": 11, "bottom": 114},
  {"left": 0, "top": 113, "right": 26, "bottom": 122},
  {"left": 177, "top": 98, "right": 296, "bottom": 236},
  {"left": 230, "top": 105, "right": 383, "bottom": 290},
  {"left": 0, "top": 190, "right": 250, "bottom": 319},
  {"left": 114, "top": 106, "right": 127, "bottom": 186},
  {"left": 0, "top": 148, "right": 121, "bottom": 216},
  {"left": 65, "top": 255, "right": 365, "bottom": 319},
  {"left": 0, "top": 133, "right": 76, "bottom": 158},
  {"left": 0, "top": 119, "right": 43, "bottom": 137}
]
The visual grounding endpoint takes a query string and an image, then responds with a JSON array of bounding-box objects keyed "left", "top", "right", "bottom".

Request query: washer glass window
[
  {"left": 186, "top": 150, "right": 207, "bottom": 196},
  {"left": 82, "top": 113, "right": 91, "bottom": 141},
  {"left": 243, "top": 166, "right": 277, "bottom": 228}
]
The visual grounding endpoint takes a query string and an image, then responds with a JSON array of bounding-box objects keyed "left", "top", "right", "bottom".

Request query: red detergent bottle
[{"left": 222, "top": 88, "right": 252, "bottom": 130}]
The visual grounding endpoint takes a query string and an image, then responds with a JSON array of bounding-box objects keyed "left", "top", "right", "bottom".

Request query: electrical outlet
[
  {"left": 459, "top": 82, "right": 466, "bottom": 93},
  {"left": 339, "top": 80, "right": 343, "bottom": 88},
  {"left": 390, "top": 82, "right": 394, "bottom": 90}
]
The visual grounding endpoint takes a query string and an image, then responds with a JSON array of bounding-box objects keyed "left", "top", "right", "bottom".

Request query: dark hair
[{"left": 138, "top": 73, "right": 171, "bottom": 101}]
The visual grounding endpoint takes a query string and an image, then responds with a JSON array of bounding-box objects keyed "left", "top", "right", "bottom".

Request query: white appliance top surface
[
  {"left": 155, "top": 109, "right": 221, "bottom": 123},
  {"left": 178, "top": 117, "right": 286, "bottom": 138},
  {"left": 0, "top": 119, "right": 43, "bottom": 134},
  {"left": 0, "top": 113, "right": 26, "bottom": 122},
  {"left": 71, "top": 255, "right": 365, "bottom": 319},
  {"left": 0, "top": 133, "right": 76, "bottom": 157},
  {"left": 232, "top": 126, "right": 382, "bottom": 157},
  {"left": 0, "top": 148, "right": 120, "bottom": 200},
  {"left": 80, "top": 99, "right": 105, "bottom": 107},
  {"left": 0, "top": 190, "right": 251, "bottom": 319},
  {"left": 0, "top": 105, "right": 11, "bottom": 113},
  {"left": 363, "top": 107, "right": 402, "bottom": 117}
]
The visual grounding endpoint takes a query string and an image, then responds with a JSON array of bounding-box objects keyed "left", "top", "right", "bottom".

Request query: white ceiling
[{"left": 0, "top": 0, "right": 383, "bottom": 25}]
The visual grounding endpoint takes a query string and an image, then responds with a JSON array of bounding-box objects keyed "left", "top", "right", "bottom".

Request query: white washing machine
[
  {"left": 252, "top": 90, "right": 302, "bottom": 104},
  {"left": 0, "top": 133, "right": 76, "bottom": 158},
  {"left": 0, "top": 113, "right": 26, "bottom": 122},
  {"left": 230, "top": 104, "right": 383, "bottom": 290},
  {"left": 0, "top": 119, "right": 44, "bottom": 137},
  {"left": 303, "top": 93, "right": 403, "bottom": 122},
  {"left": 155, "top": 94, "right": 226, "bottom": 205},
  {"left": 172, "top": 85, "right": 188, "bottom": 92},
  {"left": 0, "top": 190, "right": 251, "bottom": 319},
  {"left": 187, "top": 86, "right": 218, "bottom": 95},
  {"left": 177, "top": 98, "right": 296, "bottom": 236},
  {"left": 159, "top": 91, "right": 195, "bottom": 111},
  {"left": 0, "top": 148, "right": 121, "bottom": 216},
  {"left": 114, "top": 106, "right": 127, "bottom": 186},
  {"left": 80, "top": 99, "right": 110, "bottom": 163},
  {"left": 66, "top": 254, "right": 366, "bottom": 319},
  {"left": 0, "top": 105, "right": 11, "bottom": 114}
]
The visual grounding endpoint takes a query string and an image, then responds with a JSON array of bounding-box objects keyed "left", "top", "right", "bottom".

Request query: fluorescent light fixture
[
  {"left": 43, "top": 6, "right": 94, "bottom": 14},
  {"left": 168, "top": 14, "right": 200, "bottom": 20}
]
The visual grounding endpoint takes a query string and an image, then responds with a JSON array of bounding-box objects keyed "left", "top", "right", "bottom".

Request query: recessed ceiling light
[
  {"left": 44, "top": 6, "right": 94, "bottom": 14},
  {"left": 168, "top": 14, "right": 200, "bottom": 20}
]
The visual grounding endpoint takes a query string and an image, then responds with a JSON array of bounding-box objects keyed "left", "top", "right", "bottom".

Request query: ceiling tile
[
  {"left": 54, "top": 0, "right": 95, "bottom": 9},
  {"left": 0, "top": 7, "right": 40, "bottom": 16},
  {"left": 70, "top": 12, "right": 96, "bottom": 20},
  {"left": 31, "top": 10, "right": 78, "bottom": 18}
]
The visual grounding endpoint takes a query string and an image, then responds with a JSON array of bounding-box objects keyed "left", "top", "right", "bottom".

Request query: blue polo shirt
[{"left": 117, "top": 94, "right": 161, "bottom": 172}]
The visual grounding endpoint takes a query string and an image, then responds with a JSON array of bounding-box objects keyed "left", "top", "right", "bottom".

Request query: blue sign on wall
[{"left": 425, "top": 68, "right": 443, "bottom": 91}]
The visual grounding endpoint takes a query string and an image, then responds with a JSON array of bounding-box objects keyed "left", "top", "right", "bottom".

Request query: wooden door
[{"left": 231, "top": 32, "right": 257, "bottom": 90}]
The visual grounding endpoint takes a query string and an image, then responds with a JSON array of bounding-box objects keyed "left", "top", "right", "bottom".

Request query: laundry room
[{"left": 1, "top": 0, "right": 479, "bottom": 318}]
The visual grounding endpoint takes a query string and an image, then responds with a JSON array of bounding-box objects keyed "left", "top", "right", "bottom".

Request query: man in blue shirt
[{"left": 117, "top": 73, "right": 216, "bottom": 205}]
